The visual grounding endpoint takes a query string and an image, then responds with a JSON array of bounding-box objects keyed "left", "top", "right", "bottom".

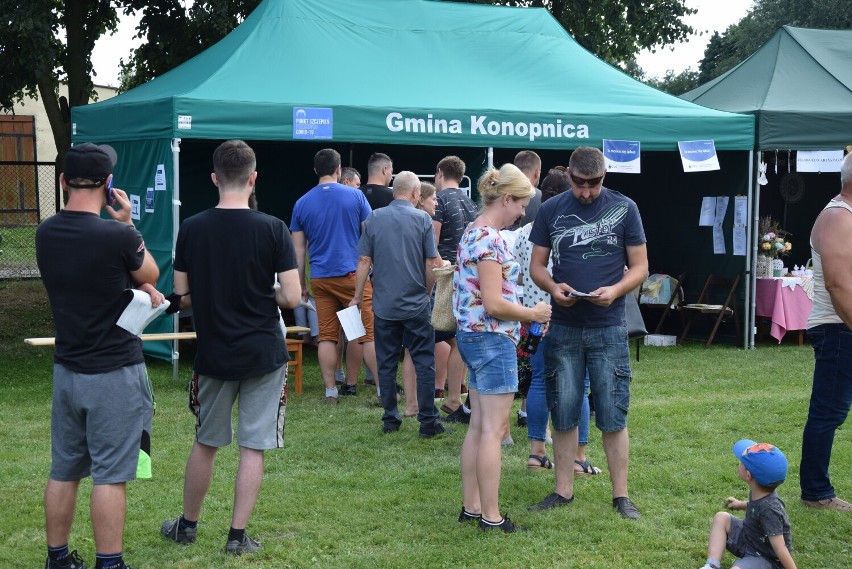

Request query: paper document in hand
[
  {"left": 116, "top": 289, "right": 170, "bottom": 336},
  {"left": 568, "top": 290, "right": 600, "bottom": 298}
]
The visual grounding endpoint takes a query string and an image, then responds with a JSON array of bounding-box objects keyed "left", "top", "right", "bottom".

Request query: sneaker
[
  {"left": 160, "top": 516, "right": 197, "bottom": 544},
  {"left": 458, "top": 507, "right": 481, "bottom": 523},
  {"left": 434, "top": 388, "right": 444, "bottom": 402},
  {"left": 501, "top": 436, "right": 514, "bottom": 447},
  {"left": 334, "top": 368, "right": 345, "bottom": 386},
  {"left": 478, "top": 515, "right": 526, "bottom": 533},
  {"left": 528, "top": 492, "right": 574, "bottom": 511},
  {"left": 517, "top": 412, "right": 527, "bottom": 427},
  {"left": 801, "top": 497, "right": 852, "bottom": 511},
  {"left": 45, "top": 550, "right": 87, "bottom": 569},
  {"left": 341, "top": 384, "right": 357, "bottom": 396},
  {"left": 443, "top": 405, "right": 471, "bottom": 424},
  {"left": 419, "top": 423, "right": 454, "bottom": 438},
  {"left": 382, "top": 422, "right": 401, "bottom": 433},
  {"left": 613, "top": 496, "right": 641, "bottom": 519},
  {"left": 323, "top": 395, "right": 339, "bottom": 405},
  {"left": 225, "top": 533, "right": 262, "bottom": 556}
]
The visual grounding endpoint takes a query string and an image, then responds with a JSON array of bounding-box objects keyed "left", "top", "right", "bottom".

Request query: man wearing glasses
[{"left": 527, "top": 146, "right": 649, "bottom": 519}]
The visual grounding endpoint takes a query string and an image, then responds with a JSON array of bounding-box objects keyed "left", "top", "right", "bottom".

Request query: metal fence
[{"left": 0, "top": 161, "right": 58, "bottom": 278}]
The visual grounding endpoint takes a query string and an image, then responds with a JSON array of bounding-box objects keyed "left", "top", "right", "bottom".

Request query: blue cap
[{"left": 733, "top": 439, "right": 788, "bottom": 487}]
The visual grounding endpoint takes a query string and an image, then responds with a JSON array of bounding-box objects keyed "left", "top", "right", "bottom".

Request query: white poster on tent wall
[
  {"left": 602, "top": 140, "right": 641, "bottom": 173},
  {"left": 678, "top": 140, "right": 720, "bottom": 172},
  {"left": 797, "top": 150, "right": 844, "bottom": 172}
]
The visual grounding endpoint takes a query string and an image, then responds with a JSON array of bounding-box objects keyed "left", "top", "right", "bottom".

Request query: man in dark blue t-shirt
[{"left": 527, "top": 146, "right": 648, "bottom": 520}]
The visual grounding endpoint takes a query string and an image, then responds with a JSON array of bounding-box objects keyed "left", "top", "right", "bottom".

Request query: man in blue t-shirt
[
  {"left": 290, "top": 148, "right": 379, "bottom": 403},
  {"left": 527, "top": 146, "right": 648, "bottom": 520}
]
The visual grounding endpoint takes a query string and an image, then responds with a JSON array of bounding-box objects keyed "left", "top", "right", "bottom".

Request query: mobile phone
[{"left": 106, "top": 176, "right": 115, "bottom": 204}]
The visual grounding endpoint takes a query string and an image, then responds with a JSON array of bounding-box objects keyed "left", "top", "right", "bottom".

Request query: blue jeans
[
  {"left": 544, "top": 323, "right": 631, "bottom": 433},
  {"left": 527, "top": 345, "right": 590, "bottom": 444},
  {"left": 801, "top": 324, "right": 852, "bottom": 501},
  {"left": 374, "top": 306, "right": 439, "bottom": 430}
]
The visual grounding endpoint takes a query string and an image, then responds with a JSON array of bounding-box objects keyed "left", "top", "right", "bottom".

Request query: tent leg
[
  {"left": 747, "top": 150, "right": 758, "bottom": 349},
  {"left": 487, "top": 147, "right": 493, "bottom": 170},
  {"left": 172, "top": 138, "right": 182, "bottom": 380}
]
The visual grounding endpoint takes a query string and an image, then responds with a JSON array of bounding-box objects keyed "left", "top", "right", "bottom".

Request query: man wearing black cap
[{"left": 36, "top": 143, "right": 165, "bottom": 569}]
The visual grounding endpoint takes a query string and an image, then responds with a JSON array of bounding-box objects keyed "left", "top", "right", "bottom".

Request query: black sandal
[{"left": 527, "top": 454, "right": 554, "bottom": 470}]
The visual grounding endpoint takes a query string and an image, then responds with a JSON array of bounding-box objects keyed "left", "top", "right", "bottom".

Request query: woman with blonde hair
[{"left": 454, "top": 163, "right": 551, "bottom": 532}]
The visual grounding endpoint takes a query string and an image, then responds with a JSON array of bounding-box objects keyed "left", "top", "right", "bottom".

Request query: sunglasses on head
[{"left": 569, "top": 172, "right": 604, "bottom": 187}]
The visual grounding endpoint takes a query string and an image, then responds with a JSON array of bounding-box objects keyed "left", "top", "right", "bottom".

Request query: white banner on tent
[
  {"left": 602, "top": 139, "right": 641, "bottom": 173},
  {"left": 797, "top": 150, "right": 844, "bottom": 172},
  {"left": 678, "top": 140, "right": 720, "bottom": 172}
]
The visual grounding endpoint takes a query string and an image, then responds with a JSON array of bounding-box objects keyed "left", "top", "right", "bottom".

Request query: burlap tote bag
[{"left": 431, "top": 264, "right": 457, "bottom": 332}]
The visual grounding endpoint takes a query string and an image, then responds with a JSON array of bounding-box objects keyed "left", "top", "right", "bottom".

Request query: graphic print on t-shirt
[{"left": 551, "top": 202, "right": 629, "bottom": 262}]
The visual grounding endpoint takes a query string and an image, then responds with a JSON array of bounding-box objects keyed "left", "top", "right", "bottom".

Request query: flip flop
[
  {"left": 574, "top": 459, "right": 602, "bottom": 476},
  {"left": 527, "top": 454, "right": 554, "bottom": 471}
]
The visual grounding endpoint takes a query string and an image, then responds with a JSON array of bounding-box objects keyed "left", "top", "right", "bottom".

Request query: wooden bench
[{"left": 286, "top": 338, "right": 304, "bottom": 393}]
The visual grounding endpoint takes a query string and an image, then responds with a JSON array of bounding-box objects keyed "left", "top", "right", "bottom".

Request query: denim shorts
[
  {"left": 457, "top": 331, "right": 518, "bottom": 395},
  {"left": 544, "top": 323, "right": 631, "bottom": 432}
]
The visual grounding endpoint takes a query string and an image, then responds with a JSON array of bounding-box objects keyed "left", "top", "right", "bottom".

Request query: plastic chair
[{"left": 679, "top": 274, "right": 742, "bottom": 348}]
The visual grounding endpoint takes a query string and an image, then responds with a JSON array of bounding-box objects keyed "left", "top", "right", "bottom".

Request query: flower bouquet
[{"left": 756, "top": 216, "right": 791, "bottom": 277}]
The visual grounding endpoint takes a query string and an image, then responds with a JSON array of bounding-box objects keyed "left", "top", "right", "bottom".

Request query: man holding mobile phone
[
  {"left": 36, "top": 143, "right": 165, "bottom": 569},
  {"left": 527, "top": 146, "right": 648, "bottom": 520}
]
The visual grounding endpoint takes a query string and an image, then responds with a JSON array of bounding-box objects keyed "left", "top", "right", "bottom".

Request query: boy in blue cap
[{"left": 699, "top": 440, "right": 796, "bottom": 569}]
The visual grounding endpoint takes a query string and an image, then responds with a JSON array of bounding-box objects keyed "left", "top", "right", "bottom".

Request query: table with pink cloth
[{"left": 755, "top": 277, "right": 814, "bottom": 344}]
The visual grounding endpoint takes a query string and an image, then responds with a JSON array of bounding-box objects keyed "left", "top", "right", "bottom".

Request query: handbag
[
  {"left": 431, "top": 264, "right": 457, "bottom": 332},
  {"left": 625, "top": 289, "right": 647, "bottom": 338}
]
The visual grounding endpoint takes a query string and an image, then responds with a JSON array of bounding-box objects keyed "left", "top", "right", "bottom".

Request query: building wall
[{"left": 4, "top": 84, "right": 117, "bottom": 162}]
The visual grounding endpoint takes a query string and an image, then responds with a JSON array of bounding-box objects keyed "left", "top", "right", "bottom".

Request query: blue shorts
[
  {"left": 457, "top": 331, "right": 518, "bottom": 395},
  {"left": 544, "top": 323, "right": 631, "bottom": 432}
]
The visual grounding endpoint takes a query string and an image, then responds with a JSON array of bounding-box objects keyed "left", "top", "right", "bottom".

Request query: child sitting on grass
[{"left": 699, "top": 439, "right": 796, "bottom": 569}]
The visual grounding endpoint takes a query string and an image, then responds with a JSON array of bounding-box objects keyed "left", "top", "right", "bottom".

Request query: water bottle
[{"left": 524, "top": 322, "right": 544, "bottom": 354}]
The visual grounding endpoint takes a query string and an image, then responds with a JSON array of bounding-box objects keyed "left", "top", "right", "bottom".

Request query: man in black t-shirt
[
  {"left": 37, "top": 143, "right": 165, "bottom": 569},
  {"left": 160, "top": 141, "right": 301, "bottom": 556},
  {"left": 360, "top": 152, "right": 394, "bottom": 210}
]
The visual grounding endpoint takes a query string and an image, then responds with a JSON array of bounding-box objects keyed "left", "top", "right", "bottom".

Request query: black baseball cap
[{"left": 64, "top": 143, "right": 117, "bottom": 188}]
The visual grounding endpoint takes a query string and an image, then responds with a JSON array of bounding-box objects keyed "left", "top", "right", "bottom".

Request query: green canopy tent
[
  {"left": 72, "top": 0, "right": 756, "bottom": 358},
  {"left": 683, "top": 25, "right": 852, "bottom": 347}
]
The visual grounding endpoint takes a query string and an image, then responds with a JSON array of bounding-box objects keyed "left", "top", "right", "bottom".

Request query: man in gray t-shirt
[{"left": 351, "top": 171, "right": 447, "bottom": 438}]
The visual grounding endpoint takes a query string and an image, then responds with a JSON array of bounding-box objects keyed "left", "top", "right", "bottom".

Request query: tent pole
[
  {"left": 747, "top": 150, "right": 759, "bottom": 349},
  {"left": 487, "top": 147, "right": 494, "bottom": 170},
  {"left": 171, "top": 138, "right": 182, "bottom": 380}
]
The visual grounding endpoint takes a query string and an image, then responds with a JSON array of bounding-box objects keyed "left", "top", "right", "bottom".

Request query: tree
[
  {"left": 118, "top": 0, "right": 260, "bottom": 92},
  {"left": 645, "top": 68, "right": 701, "bottom": 95},
  {"left": 0, "top": 1, "right": 258, "bottom": 164},
  {"left": 455, "top": 0, "right": 696, "bottom": 67},
  {"left": 697, "top": 0, "right": 852, "bottom": 83},
  {"left": 0, "top": 0, "right": 119, "bottom": 164}
]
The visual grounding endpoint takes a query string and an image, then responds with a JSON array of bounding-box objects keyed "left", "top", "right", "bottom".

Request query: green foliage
[
  {"left": 1, "top": 280, "right": 851, "bottom": 567},
  {"left": 454, "top": 0, "right": 696, "bottom": 67},
  {"left": 0, "top": 0, "right": 62, "bottom": 110},
  {"left": 697, "top": 0, "right": 852, "bottom": 83},
  {"left": 118, "top": 0, "right": 261, "bottom": 92},
  {"left": 645, "top": 67, "right": 702, "bottom": 95}
]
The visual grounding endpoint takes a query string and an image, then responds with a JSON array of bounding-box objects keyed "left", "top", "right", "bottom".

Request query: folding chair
[
  {"left": 679, "top": 273, "right": 742, "bottom": 348},
  {"left": 638, "top": 272, "right": 686, "bottom": 335}
]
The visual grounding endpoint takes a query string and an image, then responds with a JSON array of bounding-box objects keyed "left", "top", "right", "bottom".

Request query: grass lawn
[{"left": 1, "top": 279, "right": 850, "bottom": 568}]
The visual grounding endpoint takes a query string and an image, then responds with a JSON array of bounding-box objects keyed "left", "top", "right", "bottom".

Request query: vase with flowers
[{"left": 757, "top": 216, "right": 792, "bottom": 277}]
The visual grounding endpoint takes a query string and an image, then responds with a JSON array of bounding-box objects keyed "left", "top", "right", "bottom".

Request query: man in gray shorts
[
  {"left": 36, "top": 143, "right": 165, "bottom": 569},
  {"left": 160, "top": 140, "right": 301, "bottom": 555}
]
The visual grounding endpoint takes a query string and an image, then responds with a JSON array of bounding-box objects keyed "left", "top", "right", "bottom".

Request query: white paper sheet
[
  {"left": 116, "top": 289, "right": 170, "bottom": 336},
  {"left": 733, "top": 226, "right": 746, "bottom": 256},
  {"left": 699, "top": 197, "right": 715, "bottom": 226},
  {"left": 714, "top": 196, "right": 729, "bottom": 225},
  {"left": 713, "top": 225, "right": 726, "bottom": 255}
]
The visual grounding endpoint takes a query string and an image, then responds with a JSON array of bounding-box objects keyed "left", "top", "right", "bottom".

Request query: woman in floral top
[{"left": 454, "top": 164, "right": 551, "bottom": 533}]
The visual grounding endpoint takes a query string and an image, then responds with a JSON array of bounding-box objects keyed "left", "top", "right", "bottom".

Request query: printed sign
[
  {"left": 678, "top": 140, "right": 720, "bottom": 172},
  {"left": 130, "top": 194, "right": 141, "bottom": 220},
  {"left": 155, "top": 164, "right": 166, "bottom": 191},
  {"left": 293, "top": 107, "right": 333, "bottom": 140},
  {"left": 602, "top": 140, "right": 641, "bottom": 173},
  {"left": 145, "top": 188, "right": 155, "bottom": 213},
  {"left": 177, "top": 115, "right": 192, "bottom": 130},
  {"left": 797, "top": 150, "right": 844, "bottom": 173}
]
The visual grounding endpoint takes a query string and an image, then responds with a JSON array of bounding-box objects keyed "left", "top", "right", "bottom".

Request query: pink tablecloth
[{"left": 755, "top": 278, "right": 813, "bottom": 343}]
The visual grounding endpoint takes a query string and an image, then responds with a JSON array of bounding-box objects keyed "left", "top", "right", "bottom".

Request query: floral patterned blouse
[{"left": 453, "top": 225, "right": 522, "bottom": 344}]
